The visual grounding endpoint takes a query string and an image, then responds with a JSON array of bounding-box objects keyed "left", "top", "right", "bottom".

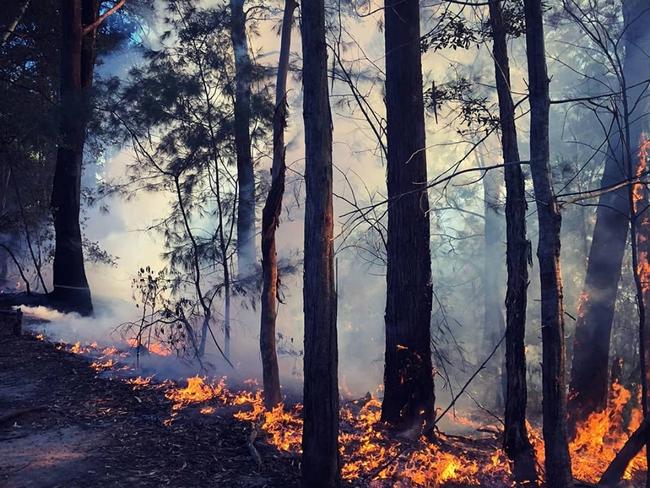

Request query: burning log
[
  {"left": 0, "top": 307, "right": 22, "bottom": 336},
  {"left": 599, "top": 420, "right": 648, "bottom": 487}
]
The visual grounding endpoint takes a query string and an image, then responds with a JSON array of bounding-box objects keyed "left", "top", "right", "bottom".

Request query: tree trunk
[
  {"left": 224, "top": 275, "right": 231, "bottom": 359},
  {"left": 381, "top": 0, "right": 435, "bottom": 432},
  {"left": 523, "top": 0, "right": 573, "bottom": 486},
  {"left": 0, "top": 166, "right": 10, "bottom": 287},
  {"left": 300, "top": 0, "right": 339, "bottom": 486},
  {"left": 599, "top": 420, "right": 648, "bottom": 486},
  {"left": 631, "top": 134, "right": 650, "bottom": 487},
  {"left": 260, "top": 0, "right": 296, "bottom": 410},
  {"left": 479, "top": 149, "right": 506, "bottom": 408},
  {"left": 51, "top": 0, "right": 95, "bottom": 315},
  {"left": 230, "top": 0, "right": 256, "bottom": 275},
  {"left": 569, "top": 0, "right": 650, "bottom": 426},
  {"left": 487, "top": 0, "right": 537, "bottom": 484},
  {"left": 0, "top": 245, "right": 7, "bottom": 286}
]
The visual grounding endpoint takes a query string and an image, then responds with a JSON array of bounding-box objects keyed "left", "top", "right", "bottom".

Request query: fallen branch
[
  {"left": 598, "top": 420, "right": 648, "bottom": 486},
  {"left": 0, "top": 406, "right": 47, "bottom": 425}
]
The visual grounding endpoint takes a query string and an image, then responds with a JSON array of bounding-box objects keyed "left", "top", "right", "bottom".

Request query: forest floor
[
  {"left": 1, "top": 324, "right": 644, "bottom": 488},
  {"left": 0, "top": 331, "right": 300, "bottom": 488}
]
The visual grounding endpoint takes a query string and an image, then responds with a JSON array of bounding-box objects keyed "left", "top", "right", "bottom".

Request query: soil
[{"left": 0, "top": 332, "right": 300, "bottom": 488}]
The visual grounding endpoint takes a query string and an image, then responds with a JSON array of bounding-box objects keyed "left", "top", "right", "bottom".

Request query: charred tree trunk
[
  {"left": 51, "top": 0, "right": 98, "bottom": 315},
  {"left": 523, "top": 0, "right": 573, "bottom": 486},
  {"left": 599, "top": 420, "right": 648, "bottom": 486},
  {"left": 631, "top": 136, "right": 650, "bottom": 487},
  {"left": 569, "top": 0, "right": 650, "bottom": 426},
  {"left": 300, "top": 0, "right": 339, "bottom": 486},
  {"left": 488, "top": 0, "right": 537, "bottom": 484},
  {"left": 381, "top": 0, "right": 435, "bottom": 433},
  {"left": 260, "top": 0, "right": 296, "bottom": 410},
  {"left": 230, "top": 0, "right": 256, "bottom": 275}
]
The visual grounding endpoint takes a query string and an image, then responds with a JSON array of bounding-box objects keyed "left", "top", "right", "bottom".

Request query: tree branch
[{"left": 82, "top": 0, "right": 126, "bottom": 36}]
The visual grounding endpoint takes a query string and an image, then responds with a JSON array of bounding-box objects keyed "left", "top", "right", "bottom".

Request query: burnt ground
[{"left": 0, "top": 333, "right": 301, "bottom": 488}]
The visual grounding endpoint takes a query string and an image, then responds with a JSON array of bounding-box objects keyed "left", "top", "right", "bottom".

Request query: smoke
[{"left": 22, "top": 1, "right": 608, "bottom": 405}]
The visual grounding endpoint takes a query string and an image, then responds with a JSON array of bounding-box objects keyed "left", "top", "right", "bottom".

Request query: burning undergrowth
[
  {"left": 569, "top": 381, "right": 646, "bottom": 482},
  {"left": 157, "top": 375, "right": 514, "bottom": 487},
  {"left": 27, "top": 322, "right": 648, "bottom": 487}
]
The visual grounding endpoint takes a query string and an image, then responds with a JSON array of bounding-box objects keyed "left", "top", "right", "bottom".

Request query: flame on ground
[
  {"left": 530, "top": 381, "right": 647, "bottom": 484},
  {"left": 162, "top": 377, "right": 511, "bottom": 486},
  {"left": 125, "top": 376, "right": 153, "bottom": 389},
  {"left": 43, "top": 333, "right": 650, "bottom": 486},
  {"left": 569, "top": 381, "right": 646, "bottom": 482},
  {"left": 127, "top": 337, "right": 173, "bottom": 357}
]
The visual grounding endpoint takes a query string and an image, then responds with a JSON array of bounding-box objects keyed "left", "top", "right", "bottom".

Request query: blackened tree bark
[
  {"left": 300, "top": 0, "right": 339, "bottom": 486},
  {"left": 523, "top": 0, "right": 573, "bottom": 486},
  {"left": 260, "top": 0, "right": 296, "bottom": 410},
  {"left": 52, "top": 0, "right": 124, "bottom": 315},
  {"left": 487, "top": 0, "right": 537, "bottom": 484},
  {"left": 230, "top": 0, "right": 256, "bottom": 275},
  {"left": 381, "top": 0, "right": 435, "bottom": 432},
  {"left": 51, "top": 0, "right": 97, "bottom": 315},
  {"left": 569, "top": 0, "right": 650, "bottom": 425},
  {"left": 630, "top": 136, "right": 650, "bottom": 486}
]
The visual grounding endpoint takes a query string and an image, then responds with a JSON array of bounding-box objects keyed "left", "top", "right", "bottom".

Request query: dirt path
[{"left": 0, "top": 333, "right": 299, "bottom": 488}]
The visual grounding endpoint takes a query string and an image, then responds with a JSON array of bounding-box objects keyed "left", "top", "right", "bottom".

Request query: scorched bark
[
  {"left": 259, "top": 0, "right": 296, "bottom": 409},
  {"left": 381, "top": 0, "right": 435, "bottom": 432},
  {"left": 569, "top": 0, "right": 650, "bottom": 426},
  {"left": 51, "top": 0, "right": 98, "bottom": 315},
  {"left": 300, "top": 0, "right": 340, "bottom": 485},
  {"left": 487, "top": 0, "right": 537, "bottom": 484},
  {"left": 523, "top": 0, "right": 573, "bottom": 485}
]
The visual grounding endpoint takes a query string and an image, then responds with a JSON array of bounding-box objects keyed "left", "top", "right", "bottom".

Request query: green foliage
[
  {"left": 103, "top": 0, "right": 272, "bottom": 309},
  {"left": 421, "top": 0, "right": 525, "bottom": 53},
  {"left": 0, "top": 1, "right": 136, "bottom": 287}
]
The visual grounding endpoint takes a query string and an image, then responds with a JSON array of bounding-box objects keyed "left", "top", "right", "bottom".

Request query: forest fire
[
  {"left": 125, "top": 376, "right": 153, "bottom": 388},
  {"left": 568, "top": 382, "right": 646, "bottom": 482},
  {"left": 126, "top": 337, "right": 173, "bottom": 357},
  {"left": 4, "top": 0, "right": 650, "bottom": 486},
  {"left": 165, "top": 376, "right": 228, "bottom": 412},
  {"left": 635, "top": 135, "right": 650, "bottom": 297},
  {"left": 28, "top": 334, "right": 650, "bottom": 485},
  {"left": 162, "top": 376, "right": 512, "bottom": 486}
]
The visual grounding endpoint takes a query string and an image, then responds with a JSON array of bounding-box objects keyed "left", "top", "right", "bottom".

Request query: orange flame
[
  {"left": 569, "top": 381, "right": 646, "bottom": 482},
  {"left": 42, "top": 334, "right": 650, "bottom": 485},
  {"left": 531, "top": 382, "right": 647, "bottom": 483},
  {"left": 634, "top": 134, "right": 650, "bottom": 295},
  {"left": 166, "top": 380, "right": 512, "bottom": 485},
  {"left": 127, "top": 337, "right": 172, "bottom": 357}
]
